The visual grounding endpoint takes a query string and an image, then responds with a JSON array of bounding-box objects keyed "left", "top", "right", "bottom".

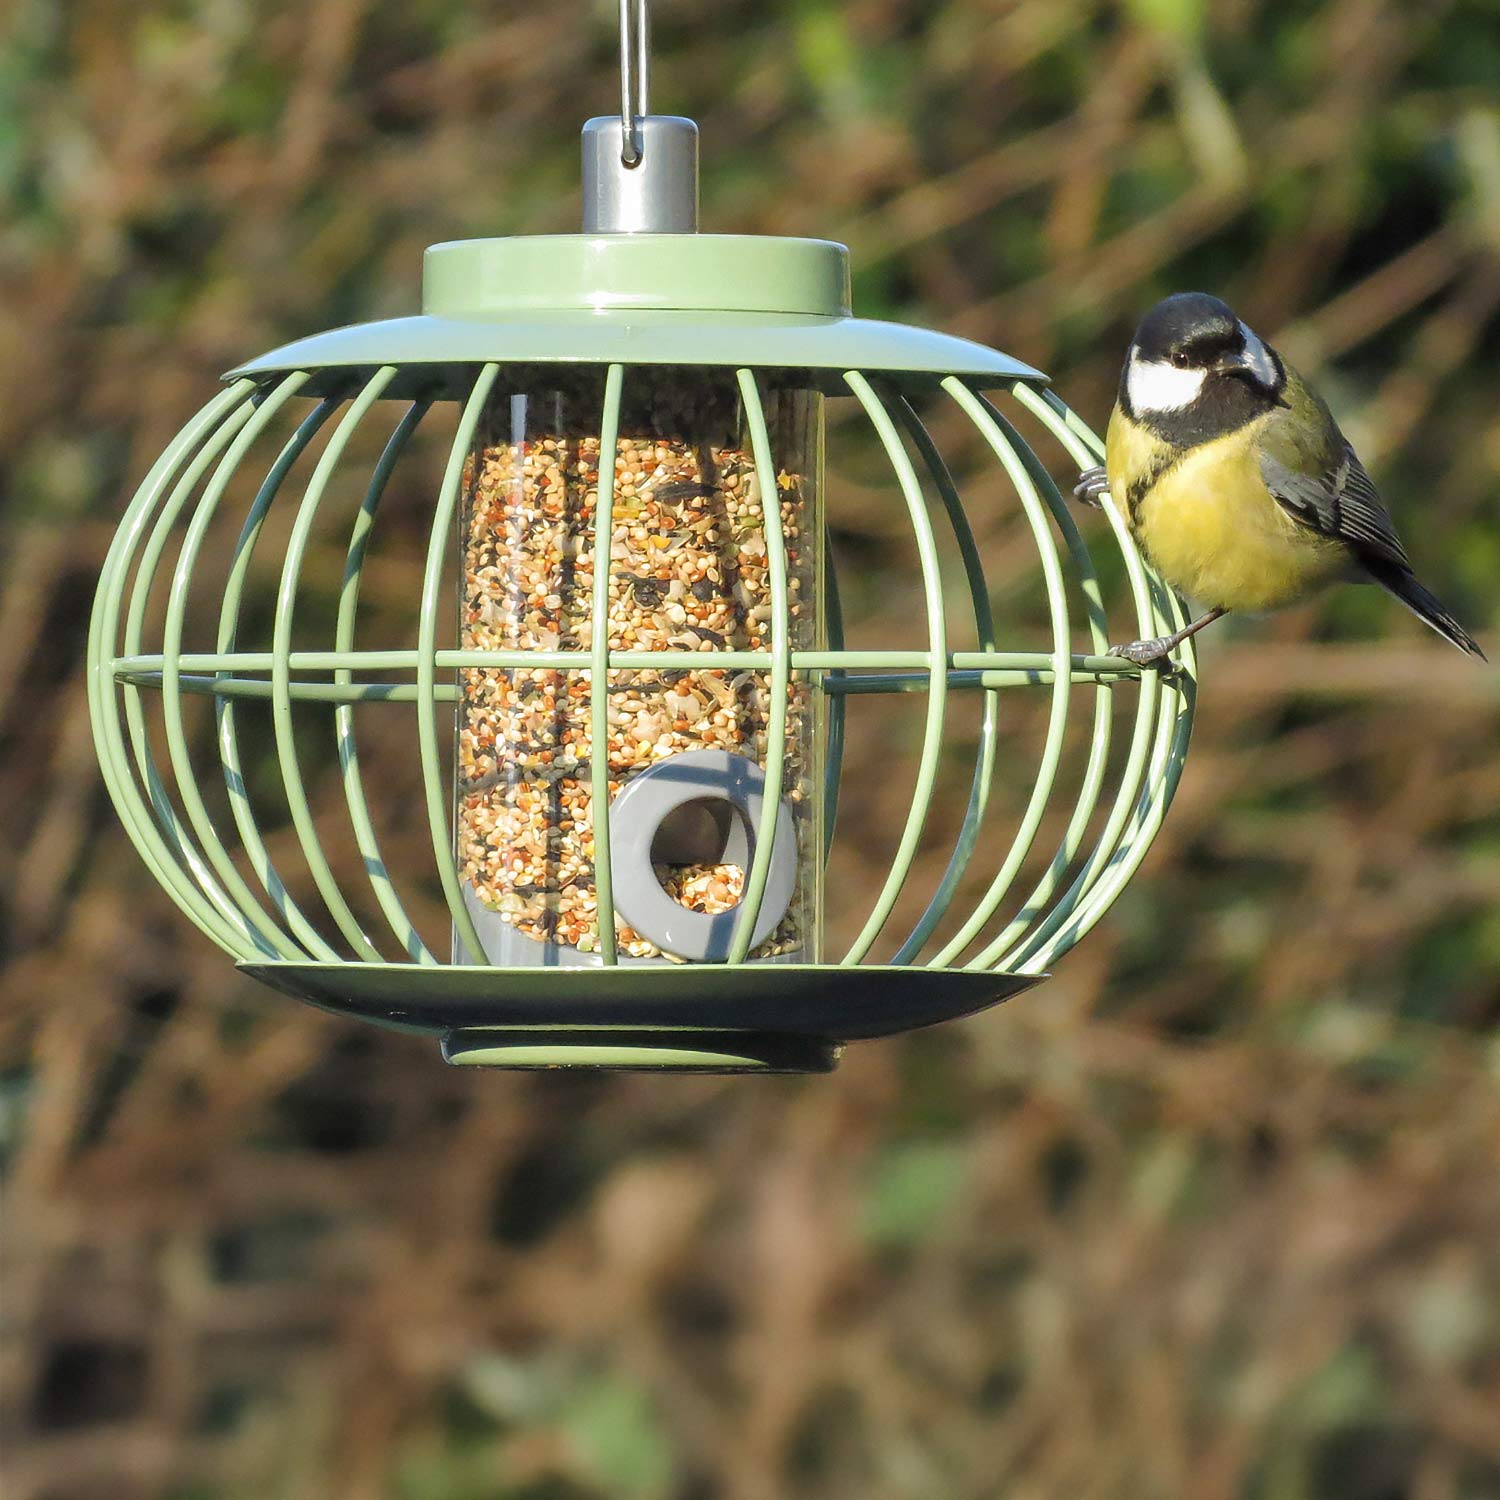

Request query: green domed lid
[
  {"left": 226, "top": 234, "right": 1046, "bottom": 396},
  {"left": 424, "top": 234, "right": 853, "bottom": 316}
]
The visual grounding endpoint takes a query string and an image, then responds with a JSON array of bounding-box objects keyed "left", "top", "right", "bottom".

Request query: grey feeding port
[
  {"left": 608, "top": 750, "right": 798, "bottom": 961},
  {"left": 462, "top": 750, "right": 800, "bottom": 969}
]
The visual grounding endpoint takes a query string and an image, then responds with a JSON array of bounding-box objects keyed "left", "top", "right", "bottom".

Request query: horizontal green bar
[
  {"left": 115, "top": 649, "right": 1141, "bottom": 678},
  {"left": 116, "top": 649, "right": 905, "bottom": 673},
  {"left": 828, "top": 665, "right": 1136, "bottom": 692},
  {"left": 118, "top": 673, "right": 451, "bottom": 703},
  {"left": 119, "top": 656, "right": 1140, "bottom": 704}
]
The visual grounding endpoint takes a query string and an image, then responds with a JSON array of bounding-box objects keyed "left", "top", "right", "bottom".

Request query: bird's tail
[{"left": 1364, "top": 557, "right": 1486, "bottom": 659}]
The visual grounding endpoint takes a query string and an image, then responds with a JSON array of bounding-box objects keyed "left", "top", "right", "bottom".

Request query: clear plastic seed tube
[{"left": 456, "top": 369, "right": 822, "bottom": 966}]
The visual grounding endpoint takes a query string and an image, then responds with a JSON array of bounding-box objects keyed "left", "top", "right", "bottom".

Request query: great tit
[{"left": 1073, "top": 291, "right": 1485, "bottom": 665}]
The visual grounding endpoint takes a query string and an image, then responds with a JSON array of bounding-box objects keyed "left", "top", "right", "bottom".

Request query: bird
[{"left": 1073, "top": 291, "right": 1485, "bottom": 666}]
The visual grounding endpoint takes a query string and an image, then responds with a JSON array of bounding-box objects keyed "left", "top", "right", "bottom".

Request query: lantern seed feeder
[{"left": 88, "top": 0, "right": 1197, "bottom": 1073}]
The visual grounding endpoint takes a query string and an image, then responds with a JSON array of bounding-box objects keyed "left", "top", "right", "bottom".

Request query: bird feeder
[{"left": 88, "top": 3, "right": 1197, "bottom": 1072}]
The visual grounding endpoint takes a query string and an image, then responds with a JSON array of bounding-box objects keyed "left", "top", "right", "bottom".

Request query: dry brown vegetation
[{"left": 3, "top": 2, "right": 1500, "bottom": 1497}]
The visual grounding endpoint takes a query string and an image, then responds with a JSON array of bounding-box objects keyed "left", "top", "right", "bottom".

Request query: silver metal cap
[{"left": 581, "top": 115, "right": 699, "bottom": 234}]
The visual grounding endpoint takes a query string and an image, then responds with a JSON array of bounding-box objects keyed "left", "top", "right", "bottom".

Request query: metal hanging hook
[
  {"left": 619, "top": 0, "right": 650, "bottom": 166},
  {"left": 582, "top": 0, "right": 694, "bottom": 232}
]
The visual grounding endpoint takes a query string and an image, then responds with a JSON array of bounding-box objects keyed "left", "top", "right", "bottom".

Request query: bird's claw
[
  {"left": 1072, "top": 465, "right": 1111, "bottom": 508},
  {"left": 1108, "top": 638, "right": 1179, "bottom": 670}
]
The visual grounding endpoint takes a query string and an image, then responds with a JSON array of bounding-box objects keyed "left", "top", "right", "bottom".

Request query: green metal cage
[{"left": 88, "top": 229, "right": 1196, "bottom": 1073}]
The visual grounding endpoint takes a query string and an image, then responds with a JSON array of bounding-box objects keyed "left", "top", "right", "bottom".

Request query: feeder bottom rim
[{"left": 440, "top": 1026, "right": 839, "bottom": 1073}]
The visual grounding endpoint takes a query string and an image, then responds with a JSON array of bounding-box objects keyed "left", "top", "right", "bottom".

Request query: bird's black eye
[{"left": 1170, "top": 350, "right": 1190, "bottom": 367}]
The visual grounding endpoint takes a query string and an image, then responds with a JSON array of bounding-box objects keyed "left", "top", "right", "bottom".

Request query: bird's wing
[{"left": 1256, "top": 399, "right": 1410, "bottom": 569}]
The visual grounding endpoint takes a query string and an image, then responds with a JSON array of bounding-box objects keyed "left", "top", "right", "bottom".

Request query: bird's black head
[
  {"left": 1122, "top": 291, "right": 1285, "bottom": 444},
  {"left": 1132, "top": 292, "right": 1243, "bottom": 367}
]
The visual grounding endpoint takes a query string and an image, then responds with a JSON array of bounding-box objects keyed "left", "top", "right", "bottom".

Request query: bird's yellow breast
[{"left": 1106, "top": 411, "right": 1346, "bottom": 612}]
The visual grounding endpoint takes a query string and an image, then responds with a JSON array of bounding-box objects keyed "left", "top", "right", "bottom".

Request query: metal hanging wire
[{"left": 619, "top": 0, "right": 650, "bottom": 165}]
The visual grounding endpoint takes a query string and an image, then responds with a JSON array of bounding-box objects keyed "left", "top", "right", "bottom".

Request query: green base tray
[{"left": 237, "top": 962, "right": 1041, "bottom": 1072}]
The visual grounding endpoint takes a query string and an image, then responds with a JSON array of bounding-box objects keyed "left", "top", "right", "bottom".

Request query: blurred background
[{"left": 4, "top": 1, "right": 1500, "bottom": 1496}]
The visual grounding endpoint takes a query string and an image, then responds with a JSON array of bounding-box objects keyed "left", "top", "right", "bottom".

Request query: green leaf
[
  {"left": 560, "top": 1374, "right": 674, "bottom": 1500},
  {"left": 860, "top": 1138, "right": 969, "bottom": 1249},
  {"left": 1125, "top": 0, "right": 1207, "bottom": 42}
]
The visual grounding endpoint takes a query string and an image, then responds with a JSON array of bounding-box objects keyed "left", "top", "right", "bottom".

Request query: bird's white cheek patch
[{"left": 1125, "top": 356, "right": 1206, "bottom": 412}]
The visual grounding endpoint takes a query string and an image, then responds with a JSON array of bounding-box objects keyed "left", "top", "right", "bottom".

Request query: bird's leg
[
  {"left": 1072, "top": 465, "right": 1111, "bottom": 508},
  {"left": 1108, "top": 608, "right": 1226, "bottom": 667}
]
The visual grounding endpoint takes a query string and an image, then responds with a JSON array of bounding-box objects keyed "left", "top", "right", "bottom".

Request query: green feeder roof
[{"left": 226, "top": 235, "right": 1047, "bottom": 397}]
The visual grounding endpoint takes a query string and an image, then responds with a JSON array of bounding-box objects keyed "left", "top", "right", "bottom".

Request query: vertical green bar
[
  {"left": 966, "top": 391, "right": 1114, "bottom": 970},
  {"left": 420, "top": 363, "right": 499, "bottom": 966},
  {"left": 120, "top": 390, "right": 266, "bottom": 952},
  {"left": 726, "top": 369, "right": 791, "bottom": 965},
  {"left": 216, "top": 399, "right": 343, "bottom": 961},
  {"left": 589, "top": 365, "right": 625, "bottom": 965},
  {"left": 1003, "top": 383, "right": 1160, "bottom": 965},
  {"left": 840, "top": 373, "right": 949, "bottom": 966},
  {"left": 271, "top": 366, "right": 397, "bottom": 961},
  {"left": 1021, "top": 670, "right": 1194, "bottom": 974},
  {"left": 89, "top": 381, "right": 260, "bottom": 955},
  {"left": 160, "top": 371, "right": 314, "bottom": 961},
  {"left": 932, "top": 377, "right": 1072, "bottom": 971},
  {"left": 335, "top": 400, "right": 437, "bottom": 963},
  {"left": 889, "top": 397, "right": 999, "bottom": 964},
  {"left": 822, "top": 532, "right": 846, "bottom": 863}
]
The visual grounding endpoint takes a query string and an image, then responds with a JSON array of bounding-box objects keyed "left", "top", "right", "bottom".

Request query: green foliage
[
  {"left": 1125, "top": 0, "right": 1207, "bottom": 44},
  {"left": 558, "top": 1374, "right": 674, "bottom": 1499},
  {"left": 389, "top": 1359, "right": 674, "bottom": 1500},
  {"left": 860, "top": 1137, "right": 969, "bottom": 1248}
]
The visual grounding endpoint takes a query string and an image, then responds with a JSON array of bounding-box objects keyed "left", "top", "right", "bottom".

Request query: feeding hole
[
  {"left": 650, "top": 797, "right": 746, "bottom": 915},
  {"left": 608, "top": 748, "right": 798, "bottom": 959}
]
